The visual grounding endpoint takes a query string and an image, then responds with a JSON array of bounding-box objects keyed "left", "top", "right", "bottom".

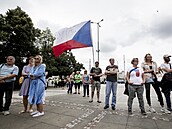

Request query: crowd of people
[
  {"left": 66, "top": 54, "right": 172, "bottom": 116},
  {"left": 0, "top": 55, "right": 46, "bottom": 117},
  {"left": 0, "top": 53, "right": 172, "bottom": 118}
]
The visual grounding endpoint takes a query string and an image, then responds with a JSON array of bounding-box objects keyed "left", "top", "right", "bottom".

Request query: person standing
[
  {"left": 0, "top": 56, "right": 19, "bottom": 115},
  {"left": 126, "top": 58, "right": 147, "bottom": 115},
  {"left": 141, "top": 53, "right": 166, "bottom": 113},
  {"left": 67, "top": 72, "right": 75, "bottom": 94},
  {"left": 89, "top": 61, "right": 103, "bottom": 103},
  {"left": 19, "top": 56, "right": 34, "bottom": 113},
  {"left": 160, "top": 54, "right": 172, "bottom": 113},
  {"left": 82, "top": 70, "right": 90, "bottom": 97},
  {"left": 28, "top": 55, "right": 46, "bottom": 117},
  {"left": 74, "top": 71, "right": 81, "bottom": 94},
  {"left": 104, "top": 58, "right": 118, "bottom": 110}
]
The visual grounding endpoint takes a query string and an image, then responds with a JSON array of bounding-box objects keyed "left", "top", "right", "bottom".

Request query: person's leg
[
  {"left": 23, "top": 96, "right": 28, "bottom": 111},
  {"left": 0, "top": 84, "right": 5, "bottom": 111},
  {"left": 4, "top": 82, "right": 14, "bottom": 111},
  {"left": 90, "top": 83, "right": 95, "bottom": 102},
  {"left": 104, "top": 81, "right": 112, "bottom": 107},
  {"left": 145, "top": 83, "right": 151, "bottom": 106},
  {"left": 97, "top": 82, "right": 101, "bottom": 102},
  {"left": 78, "top": 83, "right": 80, "bottom": 94},
  {"left": 128, "top": 85, "right": 136, "bottom": 113},
  {"left": 74, "top": 83, "right": 77, "bottom": 94},
  {"left": 67, "top": 82, "right": 70, "bottom": 94},
  {"left": 111, "top": 82, "right": 117, "bottom": 108},
  {"left": 86, "top": 84, "right": 89, "bottom": 96},
  {"left": 136, "top": 86, "right": 146, "bottom": 113},
  {"left": 164, "top": 90, "right": 171, "bottom": 110},
  {"left": 152, "top": 83, "right": 164, "bottom": 107},
  {"left": 70, "top": 81, "right": 74, "bottom": 94},
  {"left": 83, "top": 84, "right": 86, "bottom": 97}
]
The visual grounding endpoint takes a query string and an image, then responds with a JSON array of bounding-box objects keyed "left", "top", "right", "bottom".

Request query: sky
[{"left": 1, "top": 0, "right": 172, "bottom": 73}]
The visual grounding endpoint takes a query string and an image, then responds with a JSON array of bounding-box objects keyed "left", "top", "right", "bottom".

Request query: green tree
[{"left": 0, "top": 6, "right": 39, "bottom": 65}]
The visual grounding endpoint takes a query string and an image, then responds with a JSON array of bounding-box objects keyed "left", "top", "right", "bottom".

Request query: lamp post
[{"left": 91, "top": 19, "right": 104, "bottom": 63}]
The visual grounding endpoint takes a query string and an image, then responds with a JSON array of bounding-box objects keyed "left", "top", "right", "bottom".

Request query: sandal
[
  {"left": 27, "top": 109, "right": 33, "bottom": 113},
  {"left": 89, "top": 100, "right": 93, "bottom": 103},
  {"left": 19, "top": 110, "right": 26, "bottom": 114}
]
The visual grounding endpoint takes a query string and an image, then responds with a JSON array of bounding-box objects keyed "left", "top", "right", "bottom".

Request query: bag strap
[
  {"left": 0, "top": 63, "right": 5, "bottom": 74},
  {"left": 169, "top": 63, "right": 171, "bottom": 69},
  {"left": 128, "top": 67, "right": 138, "bottom": 79}
]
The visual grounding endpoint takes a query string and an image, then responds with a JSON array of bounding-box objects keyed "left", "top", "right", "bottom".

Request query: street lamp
[{"left": 91, "top": 19, "right": 104, "bottom": 63}]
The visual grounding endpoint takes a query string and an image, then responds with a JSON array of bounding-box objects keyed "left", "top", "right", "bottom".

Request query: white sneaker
[
  {"left": 149, "top": 107, "right": 156, "bottom": 113},
  {"left": 160, "top": 107, "right": 165, "bottom": 112},
  {"left": 32, "top": 112, "right": 44, "bottom": 118},
  {"left": 164, "top": 109, "right": 171, "bottom": 114},
  {"left": 4, "top": 111, "right": 10, "bottom": 116},
  {"left": 30, "top": 111, "right": 39, "bottom": 116}
]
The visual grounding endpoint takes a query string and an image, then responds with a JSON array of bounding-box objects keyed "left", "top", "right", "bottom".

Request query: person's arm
[
  {"left": 82, "top": 75, "right": 85, "bottom": 83},
  {"left": 30, "top": 65, "right": 45, "bottom": 77},
  {"left": 126, "top": 71, "right": 132, "bottom": 84},
  {"left": 22, "top": 66, "right": 28, "bottom": 77},
  {"left": 104, "top": 66, "right": 110, "bottom": 75},
  {"left": 141, "top": 73, "right": 145, "bottom": 84},
  {"left": 160, "top": 64, "right": 172, "bottom": 73},
  {"left": 90, "top": 68, "right": 95, "bottom": 76},
  {"left": 1, "top": 66, "right": 19, "bottom": 80}
]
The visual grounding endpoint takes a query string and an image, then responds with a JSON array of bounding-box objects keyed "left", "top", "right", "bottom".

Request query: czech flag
[{"left": 53, "top": 20, "right": 93, "bottom": 57}]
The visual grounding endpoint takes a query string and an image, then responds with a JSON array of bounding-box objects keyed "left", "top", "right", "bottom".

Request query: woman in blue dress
[{"left": 28, "top": 55, "right": 46, "bottom": 117}]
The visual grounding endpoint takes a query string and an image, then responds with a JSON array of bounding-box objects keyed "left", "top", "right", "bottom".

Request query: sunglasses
[{"left": 34, "top": 57, "right": 39, "bottom": 60}]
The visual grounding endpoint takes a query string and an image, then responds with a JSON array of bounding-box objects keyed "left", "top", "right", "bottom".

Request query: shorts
[{"left": 91, "top": 81, "right": 101, "bottom": 92}]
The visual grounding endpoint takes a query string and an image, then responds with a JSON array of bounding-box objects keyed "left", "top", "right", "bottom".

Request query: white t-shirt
[
  {"left": 128, "top": 67, "right": 144, "bottom": 85},
  {"left": 160, "top": 63, "right": 171, "bottom": 74}
]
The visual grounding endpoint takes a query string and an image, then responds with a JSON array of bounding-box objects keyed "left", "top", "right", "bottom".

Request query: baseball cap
[
  {"left": 163, "top": 54, "right": 171, "bottom": 58},
  {"left": 95, "top": 61, "right": 99, "bottom": 64}
]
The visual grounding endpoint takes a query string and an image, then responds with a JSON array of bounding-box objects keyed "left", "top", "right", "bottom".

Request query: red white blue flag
[{"left": 53, "top": 20, "right": 93, "bottom": 57}]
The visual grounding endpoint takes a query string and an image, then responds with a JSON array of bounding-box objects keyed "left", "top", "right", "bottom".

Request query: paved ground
[{"left": 0, "top": 84, "right": 172, "bottom": 129}]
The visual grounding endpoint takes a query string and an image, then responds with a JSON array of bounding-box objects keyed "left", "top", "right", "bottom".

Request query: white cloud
[{"left": 1, "top": 0, "right": 172, "bottom": 73}]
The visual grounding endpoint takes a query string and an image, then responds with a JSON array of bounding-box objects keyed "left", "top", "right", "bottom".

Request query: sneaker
[
  {"left": 141, "top": 110, "right": 147, "bottom": 116},
  {"left": 149, "top": 106, "right": 156, "bottom": 113},
  {"left": 32, "top": 112, "right": 44, "bottom": 118},
  {"left": 167, "top": 108, "right": 172, "bottom": 111},
  {"left": 89, "top": 100, "right": 93, "bottom": 103},
  {"left": 97, "top": 101, "right": 101, "bottom": 103},
  {"left": 164, "top": 109, "right": 171, "bottom": 114},
  {"left": 112, "top": 106, "right": 116, "bottom": 110},
  {"left": 73, "top": 92, "right": 77, "bottom": 94},
  {"left": 104, "top": 105, "right": 109, "bottom": 109},
  {"left": 30, "top": 111, "right": 39, "bottom": 116},
  {"left": 160, "top": 107, "right": 171, "bottom": 114},
  {"left": 4, "top": 111, "right": 10, "bottom": 116}
]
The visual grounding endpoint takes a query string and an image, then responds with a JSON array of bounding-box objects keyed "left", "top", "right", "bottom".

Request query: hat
[
  {"left": 163, "top": 54, "right": 171, "bottom": 58},
  {"left": 95, "top": 61, "right": 99, "bottom": 64}
]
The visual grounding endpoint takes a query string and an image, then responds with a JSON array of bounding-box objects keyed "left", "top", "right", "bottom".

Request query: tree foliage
[
  {"left": 0, "top": 6, "right": 84, "bottom": 82},
  {"left": 0, "top": 6, "right": 39, "bottom": 65}
]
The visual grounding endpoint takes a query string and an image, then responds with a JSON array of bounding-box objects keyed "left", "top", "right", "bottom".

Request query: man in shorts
[{"left": 89, "top": 61, "right": 103, "bottom": 103}]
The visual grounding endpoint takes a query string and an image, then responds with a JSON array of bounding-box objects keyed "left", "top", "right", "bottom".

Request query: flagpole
[{"left": 92, "top": 45, "right": 95, "bottom": 66}]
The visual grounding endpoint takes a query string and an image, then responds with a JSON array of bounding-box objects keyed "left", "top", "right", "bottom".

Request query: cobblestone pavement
[{"left": 0, "top": 84, "right": 172, "bottom": 129}]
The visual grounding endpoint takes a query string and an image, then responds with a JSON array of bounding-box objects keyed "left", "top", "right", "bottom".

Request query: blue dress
[{"left": 28, "top": 64, "right": 46, "bottom": 105}]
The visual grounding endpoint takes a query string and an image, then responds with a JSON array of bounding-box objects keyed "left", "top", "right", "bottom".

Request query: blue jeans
[{"left": 105, "top": 81, "right": 117, "bottom": 107}]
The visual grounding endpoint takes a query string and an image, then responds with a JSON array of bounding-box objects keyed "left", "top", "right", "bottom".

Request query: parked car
[{"left": 117, "top": 79, "right": 125, "bottom": 84}]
